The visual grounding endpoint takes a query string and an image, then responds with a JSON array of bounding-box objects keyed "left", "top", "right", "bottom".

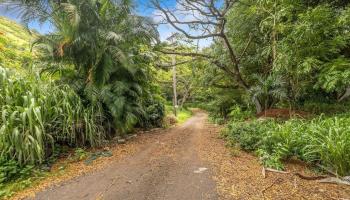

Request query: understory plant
[{"left": 223, "top": 115, "right": 350, "bottom": 176}]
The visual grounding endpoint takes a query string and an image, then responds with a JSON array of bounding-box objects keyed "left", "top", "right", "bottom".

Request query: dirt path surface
[
  {"left": 23, "top": 111, "right": 350, "bottom": 200},
  {"left": 28, "top": 112, "right": 219, "bottom": 200}
]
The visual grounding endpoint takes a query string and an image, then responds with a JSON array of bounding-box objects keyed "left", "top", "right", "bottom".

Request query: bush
[
  {"left": 228, "top": 105, "right": 254, "bottom": 122},
  {"left": 303, "top": 101, "right": 350, "bottom": 114},
  {"left": 209, "top": 105, "right": 252, "bottom": 125},
  {"left": 209, "top": 116, "right": 226, "bottom": 125},
  {"left": 224, "top": 115, "right": 350, "bottom": 176},
  {"left": 224, "top": 120, "right": 273, "bottom": 151},
  {"left": 138, "top": 98, "right": 165, "bottom": 128},
  {"left": 303, "top": 116, "right": 350, "bottom": 176},
  {"left": 0, "top": 159, "right": 34, "bottom": 184}
]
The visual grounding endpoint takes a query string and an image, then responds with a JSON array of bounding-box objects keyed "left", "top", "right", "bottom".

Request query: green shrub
[
  {"left": 0, "top": 158, "right": 34, "bottom": 184},
  {"left": 209, "top": 104, "right": 253, "bottom": 124},
  {"left": 256, "top": 149, "right": 285, "bottom": 170},
  {"left": 225, "top": 115, "right": 350, "bottom": 176},
  {"left": 224, "top": 120, "right": 274, "bottom": 151},
  {"left": 209, "top": 116, "right": 226, "bottom": 125},
  {"left": 0, "top": 158, "right": 44, "bottom": 199},
  {"left": 71, "top": 148, "right": 88, "bottom": 162},
  {"left": 227, "top": 105, "right": 253, "bottom": 122},
  {"left": 303, "top": 116, "right": 350, "bottom": 176},
  {"left": 138, "top": 98, "right": 165, "bottom": 128},
  {"left": 303, "top": 101, "right": 350, "bottom": 114}
]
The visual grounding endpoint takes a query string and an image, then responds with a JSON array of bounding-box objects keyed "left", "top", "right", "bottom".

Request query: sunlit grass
[
  {"left": 177, "top": 109, "right": 193, "bottom": 124},
  {"left": 0, "top": 17, "right": 36, "bottom": 70},
  {"left": 165, "top": 104, "right": 193, "bottom": 124}
]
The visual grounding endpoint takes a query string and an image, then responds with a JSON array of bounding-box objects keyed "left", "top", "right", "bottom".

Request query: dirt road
[
  {"left": 24, "top": 111, "right": 350, "bottom": 200},
  {"left": 30, "top": 112, "right": 219, "bottom": 200}
]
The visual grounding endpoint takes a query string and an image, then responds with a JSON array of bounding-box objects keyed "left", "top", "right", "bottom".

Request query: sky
[
  {"left": 0, "top": 0, "right": 212, "bottom": 47},
  {"left": 0, "top": 3, "right": 53, "bottom": 33}
]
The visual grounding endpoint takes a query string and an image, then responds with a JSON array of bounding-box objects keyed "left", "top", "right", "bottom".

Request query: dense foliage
[
  {"left": 173, "top": 0, "right": 350, "bottom": 177},
  {"left": 192, "top": 0, "right": 350, "bottom": 115},
  {"left": 30, "top": 0, "right": 163, "bottom": 134},
  {"left": 0, "top": 67, "right": 106, "bottom": 165}
]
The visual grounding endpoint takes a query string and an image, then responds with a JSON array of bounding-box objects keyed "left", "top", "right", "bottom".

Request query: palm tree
[
  {"left": 249, "top": 74, "right": 287, "bottom": 113},
  {"left": 28, "top": 0, "right": 159, "bottom": 134}
]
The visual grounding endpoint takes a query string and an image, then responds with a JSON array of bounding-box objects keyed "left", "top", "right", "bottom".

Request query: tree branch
[
  {"left": 238, "top": 34, "right": 253, "bottom": 62},
  {"left": 157, "top": 49, "right": 213, "bottom": 59},
  {"left": 153, "top": 0, "right": 252, "bottom": 91},
  {"left": 156, "top": 58, "right": 198, "bottom": 68},
  {"left": 153, "top": 0, "right": 222, "bottom": 39}
]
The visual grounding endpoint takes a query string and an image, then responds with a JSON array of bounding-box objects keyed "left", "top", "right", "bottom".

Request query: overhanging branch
[{"left": 156, "top": 58, "right": 198, "bottom": 68}]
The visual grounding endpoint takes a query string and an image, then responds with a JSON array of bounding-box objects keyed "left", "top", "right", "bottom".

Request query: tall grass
[{"left": 0, "top": 67, "right": 106, "bottom": 165}]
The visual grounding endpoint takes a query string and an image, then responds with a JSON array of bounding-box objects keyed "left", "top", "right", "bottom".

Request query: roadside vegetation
[
  {"left": 164, "top": 104, "right": 193, "bottom": 125},
  {"left": 176, "top": 109, "right": 192, "bottom": 124},
  {"left": 221, "top": 113, "right": 350, "bottom": 176}
]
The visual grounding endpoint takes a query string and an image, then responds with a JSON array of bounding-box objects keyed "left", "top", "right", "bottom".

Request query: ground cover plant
[
  {"left": 164, "top": 104, "right": 193, "bottom": 124},
  {"left": 222, "top": 114, "right": 350, "bottom": 176}
]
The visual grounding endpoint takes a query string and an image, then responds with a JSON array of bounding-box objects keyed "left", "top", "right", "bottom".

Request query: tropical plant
[
  {"left": 249, "top": 74, "right": 287, "bottom": 112},
  {"left": 0, "top": 66, "right": 105, "bottom": 165},
  {"left": 28, "top": 0, "right": 162, "bottom": 134},
  {"left": 224, "top": 115, "right": 350, "bottom": 176}
]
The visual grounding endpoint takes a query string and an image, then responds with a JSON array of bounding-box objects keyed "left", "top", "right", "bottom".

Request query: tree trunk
[
  {"left": 254, "top": 98, "right": 263, "bottom": 113},
  {"left": 271, "top": 1, "right": 278, "bottom": 67},
  {"left": 338, "top": 87, "right": 350, "bottom": 102},
  {"left": 180, "top": 89, "right": 190, "bottom": 108}
]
